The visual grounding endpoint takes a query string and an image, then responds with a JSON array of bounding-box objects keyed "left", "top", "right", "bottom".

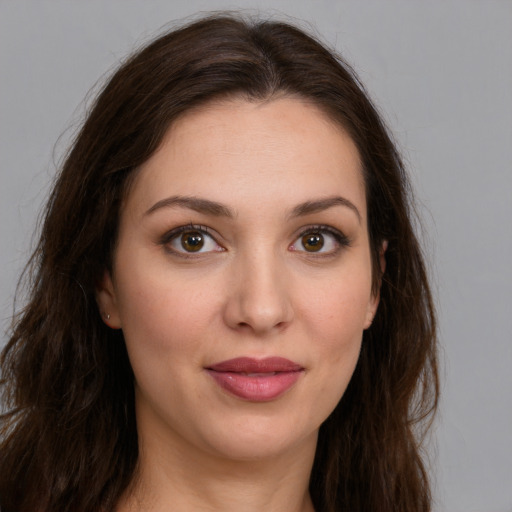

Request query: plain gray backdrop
[{"left": 1, "top": 1, "right": 511, "bottom": 511}]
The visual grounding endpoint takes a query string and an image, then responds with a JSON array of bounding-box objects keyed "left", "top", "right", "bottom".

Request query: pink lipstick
[{"left": 206, "top": 357, "right": 303, "bottom": 402}]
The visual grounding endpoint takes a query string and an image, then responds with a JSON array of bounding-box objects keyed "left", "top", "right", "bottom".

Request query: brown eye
[
  {"left": 301, "top": 232, "right": 324, "bottom": 252},
  {"left": 290, "top": 226, "right": 347, "bottom": 256},
  {"left": 180, "top": 231, "right": 204, "bottom": 252},
  {"left": 165, "top": 226, "right": 223, "bottom": 255}
]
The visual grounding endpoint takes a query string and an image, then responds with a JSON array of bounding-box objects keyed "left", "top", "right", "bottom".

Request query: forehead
[{"left": 125, "top": 97, "right": 366, "bottom": 218}]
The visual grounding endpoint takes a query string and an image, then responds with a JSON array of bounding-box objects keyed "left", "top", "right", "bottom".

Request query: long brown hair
[{"left": 0, "top": 13, "right": 438, "bottom": 512}]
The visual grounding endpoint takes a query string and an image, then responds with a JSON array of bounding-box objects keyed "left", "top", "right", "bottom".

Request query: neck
[{"left": 117, "top": 422, "right": 317, "bottom": 512}]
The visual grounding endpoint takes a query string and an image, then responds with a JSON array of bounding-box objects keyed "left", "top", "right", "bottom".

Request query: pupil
[
  {"left": 303, "top": 233, "right": 324, "bottom": 252},
  {"left": 181, "top": 231, "right": 204, "bottom": 252}
]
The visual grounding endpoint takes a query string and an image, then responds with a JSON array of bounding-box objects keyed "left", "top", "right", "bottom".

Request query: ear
[
  {"left": 96, "top": 271, "right": 122, "bottom": 329},
  {"left": 364, "top": 240, "right": 388, "bottom": 329}
]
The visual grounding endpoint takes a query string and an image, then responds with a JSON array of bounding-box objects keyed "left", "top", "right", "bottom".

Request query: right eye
[{"left": 164, "top": 226, "right": 224, "bottom": 255}]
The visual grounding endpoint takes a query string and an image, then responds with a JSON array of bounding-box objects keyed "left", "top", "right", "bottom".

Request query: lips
[{"left": 206, "top": 357, "right": 304, "bottom": 402}]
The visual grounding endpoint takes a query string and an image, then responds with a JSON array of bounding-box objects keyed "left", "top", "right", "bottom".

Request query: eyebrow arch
[
  {"left": 145, "top": 195, "right": 235, "bottom": 218},
  {"left": 290, "top": 196, "right": 362, "bottom": 223},
  {"left": 145, "top": 194, "right": 361, "bottom": 223}
]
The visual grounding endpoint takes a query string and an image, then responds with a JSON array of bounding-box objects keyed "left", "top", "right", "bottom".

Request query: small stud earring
[{"left": 104, "top": 313, "right": 111, "bottom": 321}]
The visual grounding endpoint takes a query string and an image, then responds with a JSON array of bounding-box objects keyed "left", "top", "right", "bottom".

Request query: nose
[{"left": 223, "top": 249, "right": 294, "bottom": 335}]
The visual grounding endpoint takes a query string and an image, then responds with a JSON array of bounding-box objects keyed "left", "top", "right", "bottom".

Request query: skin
[{"left": 97, "top": 97, "right": 382, "bottom": 512}]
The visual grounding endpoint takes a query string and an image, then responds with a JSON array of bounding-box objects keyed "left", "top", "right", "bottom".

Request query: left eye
[
  {"left": 166, "top": 228, "right": 222, "bottom": 254},
  {"left": 290, "top": 228, "right": 344, "bottom": 254}
]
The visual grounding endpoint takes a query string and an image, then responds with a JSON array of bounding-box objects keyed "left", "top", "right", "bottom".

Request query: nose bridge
[{"left": 224, "top": 244, "right": 293, "bottom": 334}]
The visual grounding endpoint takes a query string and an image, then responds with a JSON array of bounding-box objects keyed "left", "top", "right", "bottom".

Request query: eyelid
[
  {"left": 290, "top": 224, "right": 351, "bottom": 255},
  {"left": 160, "top": 224, "right": 224, "bottom": 256},
  {"left": 158, "top": 223, "right": 350, "bottom": 258}
]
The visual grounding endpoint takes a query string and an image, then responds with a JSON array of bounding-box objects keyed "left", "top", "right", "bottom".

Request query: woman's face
[{"left": 98, "top": 97, "right": 380, "bottom": 462}]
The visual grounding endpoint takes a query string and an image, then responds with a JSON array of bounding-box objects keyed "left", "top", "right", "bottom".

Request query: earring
[{"left": 104, "top": 313, "right": 111, "bottom": 321}]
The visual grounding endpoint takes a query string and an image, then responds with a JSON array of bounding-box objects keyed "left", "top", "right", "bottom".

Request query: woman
[{"left": 0, "top": 13, "right": 438, "bottom": 512}]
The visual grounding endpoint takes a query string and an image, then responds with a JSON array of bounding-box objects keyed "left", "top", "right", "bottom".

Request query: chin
[{"left": 192, "top": 408, "right": 321, "bottom": 463}]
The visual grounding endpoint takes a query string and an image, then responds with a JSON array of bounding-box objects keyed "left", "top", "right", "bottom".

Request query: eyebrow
[
  {"left": 145, "top": 194, "right": 361, "bottom": 223},
  {"left": 289, "top": 196, "right": 361, "bottom": 223},
  {"left": 145, "top": 195, "right": 234, "bottom": 217}
]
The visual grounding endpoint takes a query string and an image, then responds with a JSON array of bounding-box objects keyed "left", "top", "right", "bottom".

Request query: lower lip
[{"left": 206, "top": 370, "right": 303, "bottom": 402}]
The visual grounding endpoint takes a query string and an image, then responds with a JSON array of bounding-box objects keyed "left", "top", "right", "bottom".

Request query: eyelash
[
  {"left": 291, "top": 224, "right": 351, "bottom": 257},
  {"left": 159, "top": 223, "right": 351, "bottom": 258},
  {"left": 159, "top": 224, "right": 221, "bottom": 259}
]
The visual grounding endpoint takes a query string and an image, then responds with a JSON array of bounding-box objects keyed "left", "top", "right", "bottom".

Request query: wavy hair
[{"left": 0, "top": 13, "right": 438, "bottom": 512}]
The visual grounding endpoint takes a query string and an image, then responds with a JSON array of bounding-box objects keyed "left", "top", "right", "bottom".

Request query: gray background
[{"left": 1, "top": 1, "right": 511, "bottom": 511}]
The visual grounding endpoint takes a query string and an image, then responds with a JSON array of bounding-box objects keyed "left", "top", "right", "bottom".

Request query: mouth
[{"left": 205, "top": 357, "right": 304, "bottom": 402}]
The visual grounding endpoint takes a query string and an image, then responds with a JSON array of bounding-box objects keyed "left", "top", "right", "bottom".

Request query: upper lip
[{"left": 207, "top": 357, "right": 303, "bottom": 373}]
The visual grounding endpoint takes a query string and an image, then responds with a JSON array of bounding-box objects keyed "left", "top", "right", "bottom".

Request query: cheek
[
  {"left": 299, "top": 268, "right": 371, "bottom": 390},
  {"left": 116, "top": 275, "right": 215, "bottom": 421},
  {"left": 114, "top": 261, "right": 225, "bottom": 369},
  {"left": 302, "top": 267, "right": 373, "bottom": 339}
]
